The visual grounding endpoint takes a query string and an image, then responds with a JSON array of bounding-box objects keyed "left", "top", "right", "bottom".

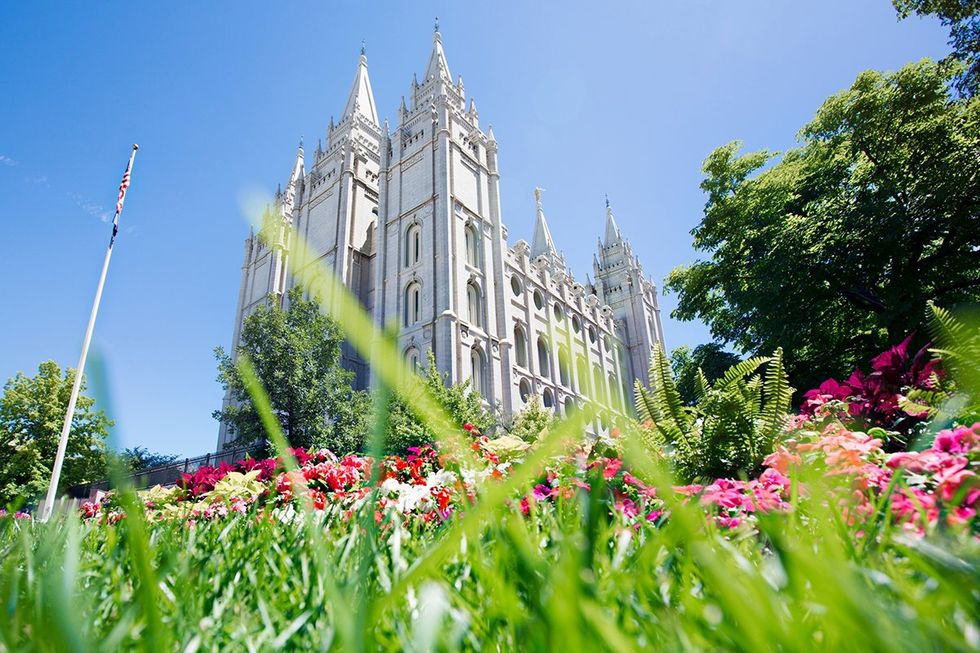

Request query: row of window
[
  {"left": 512, "top": 324, "right": 623, "bottom": 408},
  {"left": 404, "top": 223, "right": 481, "bottom": 268},
  {"left": 404, "top": 280, "right": 485, "bottom": 328},
  {"left": 512, "top": 277, "right": 601, "bottom": 343}
]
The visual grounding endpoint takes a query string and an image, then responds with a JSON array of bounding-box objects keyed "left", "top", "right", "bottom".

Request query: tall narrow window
[
  {"left": 470, "top": 347, "right": 485, "bottom": 395},
  {"left": 514, "top": 325, "right": 528, "bottom": 368},
  {"left": 558, "top": 346, "right": 571, "bottom": 386},
  {"left": 404, "top": 282, "right": 422, "bottom": 326},
  {"left": 537, "top": 336, "right": 550, "bottom": 376},
  {"left": 405, "top": 224, "right": 422, "bottom": 267},
  {"left": 465, "top": 224, "right": 479, "bottom": 267},
  {"left": 467, "top": 282, "right": 483, "bottom": 328},
  {"left": 594, "top": 366, "right": 606, "bottom": 404},
  {"left": 406, "top": 347, "right": 420, "bottom": 372},
  {"left": 608, "top": 373, "right": 620, "bottom": 409}
]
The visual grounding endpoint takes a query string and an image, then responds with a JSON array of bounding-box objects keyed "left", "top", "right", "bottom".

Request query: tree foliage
[
  {"left": 669, "top": 344, "right": 742, "bottom": 406},
  {"left": 0, "top": 361, "right": 111, "bottom": 506},
  {"left": 635, "top": 343, "right": 792, "bottom": 482},
  {"left": 385, "top": 351, "right": 495, "bottom": 453},
  {"left": 666, "top": 60, "right": 980, "bottom": 392},
  {"left": 119, "top": 447, "right": 179, "bottom": 473},
  {"left": 894, "top": 0, "right": 980, "bottom": 97},
  {"left": 507, "top": 394, "right": 558, "bottom": 443},
  {"left": 214, "top": 286, "right": 370, "bottom": 453}
]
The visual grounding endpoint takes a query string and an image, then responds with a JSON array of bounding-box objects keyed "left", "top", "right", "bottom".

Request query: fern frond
[
  {"left": 760, "top": 347, "right": 794, "bottom": 450},
  {"left": 694, "top": 368, "right": 710, "bottom": 402},
  {"left": 649, "top": 342, "right": 692, "bottom": 435},
  {"left": 716, "top": 356, "right": 770, "bottom": 389}
]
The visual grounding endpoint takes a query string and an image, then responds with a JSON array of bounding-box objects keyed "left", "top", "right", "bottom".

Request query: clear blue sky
[{"left": 0, "top": 2, "right": 949, "bottom": 458}]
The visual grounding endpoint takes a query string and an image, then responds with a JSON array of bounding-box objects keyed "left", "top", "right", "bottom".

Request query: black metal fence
[{"left": 67, "top": 443, "right": 256, "bottom": 499}]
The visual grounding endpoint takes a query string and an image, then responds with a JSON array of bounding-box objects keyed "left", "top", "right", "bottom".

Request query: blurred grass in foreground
[{"left": 0, "top": 203, "right": 977, "bottom": 651}]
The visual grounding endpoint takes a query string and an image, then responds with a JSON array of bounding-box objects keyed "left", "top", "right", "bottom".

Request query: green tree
[
  {"left": 670, "top": 344, "right": 742, "bottom": 406},
  {"left": 214, "top": 286, "right": 370, "bottom": 453},
  {"left": 894, "top": 0, "right": 980, "bottom": 97},
  {"left": 0, "top": 361, "right": 111, "bottom": 507},
  {"left": 385, "top": 351, "right": 495, "bottom": 453},
  {"left": 666, "top": 60, "right": 980, "bottom": 392},
  {"left": 118, "top": 447, "right": 179, "bottom": 473},
  {"left": 507, "top": 395, "right": 557, "bottom": 443}
]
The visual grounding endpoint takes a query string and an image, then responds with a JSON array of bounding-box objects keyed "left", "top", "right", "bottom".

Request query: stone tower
[
  {"left": 372, "top": 24, "right": 513, "bottom": 413},
  {"left": 592, "top": 198, "right": 665, "bottom": 403}
]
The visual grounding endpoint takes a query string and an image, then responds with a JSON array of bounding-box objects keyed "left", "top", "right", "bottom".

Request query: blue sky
[{"left": 0, "top": 2, "right": 949, "bottom": 458}]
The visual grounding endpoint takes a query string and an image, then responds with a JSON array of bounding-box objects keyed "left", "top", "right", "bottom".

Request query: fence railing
[{"left": 68, "top": 443, "right": 257, "bottom": 499}]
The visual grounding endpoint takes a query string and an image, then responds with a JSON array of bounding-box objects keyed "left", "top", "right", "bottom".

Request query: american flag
[{"left": 115, "top": 167, "right": 131, "bottom": 215}]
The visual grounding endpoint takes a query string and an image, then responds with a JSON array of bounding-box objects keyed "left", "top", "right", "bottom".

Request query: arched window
[
  {"left": 511, "top": 276, "right": 522, "bottom": 297},
  {"left": 558, "top": 346, "right": 571, "bottom": 386},
  {"left": 564, "top": 397, "right": 575, "bottom": 416},
  {"left": 465, "top": 224, "right": 479, "bottom": 267},
  {"left": 514, "top": 325, "right": 528, "bottom": 368},
  {"left": 576, "top": 356, "right": 590, "bottom": 395},
  {"left": 470, "top": 347, "right": 485, "bottom": 395},
  {"left": 594, "top": 365, "right": 606, "bottom": 404},
  {"left": 608, "top": 373, "right": 620, "bottom": 409},
  {"left": 404, "top": 281, "right": 422, "bottom": 326},
  {"left": 519, "top": 378, "right": 531, "bottom": 403},
  {"left": 405, "top": 347, "right": 421, "bottom": 372},
  {"left": 554, "top": 303, "right": 564, "bottom": 322},
  {"left": 537, "top": 336, "right": 550, "bottom": 376},
  {"left": 572, "top": 316, "right": 581, "bottom": 334},
  {"left": 467, "top": 282, "right": 483, "bottom": 328},
  {"left": 542, "top": 388, "right": 554, "bottom": 410},
  {"left": 405, "top": 224, "right": 422, "bottom": 267}
]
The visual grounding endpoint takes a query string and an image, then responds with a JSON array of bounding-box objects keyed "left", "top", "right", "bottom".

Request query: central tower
[{"left": 373, "top": 24, "right": 513, "bottom": 412}]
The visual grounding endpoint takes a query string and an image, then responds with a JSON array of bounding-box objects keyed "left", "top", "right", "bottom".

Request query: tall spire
[
  {"left": 342, "top": 47, "right": 379, "bottom": 126},
  {"left": 604, "top": 194, "right": 622, "bottom": 245},
  {"left": 425, "top": 17, "right": 452, "bottom": 82},
  {"left": 530, "top": 187, "right": 558, "bottom": 259},
  {"left": 289, "top": 138, "right": 305, "bottom": 184}
]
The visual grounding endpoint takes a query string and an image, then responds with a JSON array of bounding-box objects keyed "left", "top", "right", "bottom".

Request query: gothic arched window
[
  {"left": 558, "top": 346, "right": 571, "bottom": 386},
  {"left": 593, "top": 365, "right": 606, "bottom": 404},
  {"left": 464, "top": 224, "right": 479, "bottom": 268},
  {"left": 404, "top": 281, "right": 422, "bottom": 326},
  {"left": 405, "top": 223, "right": 422, "bottom": 267},
  {"left": 576, "top": 356, "right": 590, "bottom": 395},
  {"left": 467, "top": 282, "right": 483, "bottom": 328},
  {"left": 542, "top": 388, "right": 555, "bottom": 410},
  {"left": 537, "top": 336, "right": 550, "bottom": 376},
  {"left": 608, "top": 373, "right": 620, "bottom": 409},
  {"left": 519, "top": 378, "right": 531, "bottom": 403},
  {"left": 405, "top": 347, "right": 421, "bottom": 372},
  {"left": 514, "top": 324, "right": 528, "bottom": 368},
  {"left": 470, "top": 347, "right": 485, "bottom": 396}
]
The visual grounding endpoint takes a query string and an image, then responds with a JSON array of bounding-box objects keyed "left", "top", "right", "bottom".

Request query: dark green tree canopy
[
  {"left": 0, "top": 361, "right": 111, "bottom": 507},
  {"left": 894, "top": 0, "right": 980, "bottom": 97},
  {"left": 670, "top": 344, "right": 743, "bottom": 406},
  {"left": 666, "top": 60, "right": 980, "bottom": 391},
  {"left": 214, "top": 286, "right": 370, "bottom": 453}
]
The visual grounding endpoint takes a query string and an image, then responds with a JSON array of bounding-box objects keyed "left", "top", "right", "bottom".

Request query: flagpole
[{"left": 40, "top": 144, "right": 139, "bottom": 521}]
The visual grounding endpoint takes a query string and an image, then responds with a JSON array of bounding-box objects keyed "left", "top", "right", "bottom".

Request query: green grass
[
  {"left": 3, "top": 204, "right": 976, "bottom": 652},
  {"left": 1, "top": 469, "right": 978, "bottom": 652}
]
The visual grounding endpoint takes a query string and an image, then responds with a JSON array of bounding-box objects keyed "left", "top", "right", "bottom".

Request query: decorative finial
[
  {"left": 360, "top": 39, "right": 366, "bottom": 56},
  {"left": 534, "top": 186, "right": 545, "bottom": 207},
  {"left": 435, "top": 16, "right": 439, "bottom": 32},
  {"left": 605, "top": 194, "right": 610, "bottom": 209},
  {"left": 299, "top": 135, "right": 304, "bottom": 150}
]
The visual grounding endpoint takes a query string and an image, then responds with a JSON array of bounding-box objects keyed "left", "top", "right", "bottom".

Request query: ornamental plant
[{"left": 633, "top": 343, "right": 793, "bottom": 482}]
